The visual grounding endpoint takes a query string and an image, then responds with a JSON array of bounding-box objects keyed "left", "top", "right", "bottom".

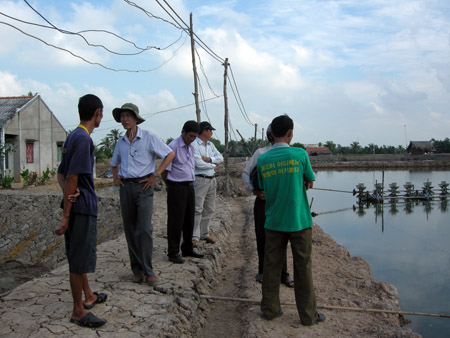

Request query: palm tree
[
  {"left": 96, "top": 129, "right": 123, "bottom": 159},
  {"left": 350, "top": 141, "right": 361, "bottom": 154}
]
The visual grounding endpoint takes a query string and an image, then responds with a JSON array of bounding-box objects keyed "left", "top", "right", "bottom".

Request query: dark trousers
[
  {"left": 261, "top": 227, "right": 318, "bottom": 324},
  {"left": 167, "top": 180, "right": 195, "bottom": 257},
  {"left": 254, "top": 197, "right": 289, "bottom": 279},
  {"left": 120, "top": 182, "right": 155, "bottom": 277}
]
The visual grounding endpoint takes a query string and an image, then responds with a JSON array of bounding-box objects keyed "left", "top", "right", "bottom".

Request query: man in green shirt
[{"left": 257, "top": 114, "right": 325, "bottom": 326}]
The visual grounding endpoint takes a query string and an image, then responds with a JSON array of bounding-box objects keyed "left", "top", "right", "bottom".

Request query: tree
[
  {"left": 95, "top": 129, "right": 123, "bottom": 160},
  {"left": 210, "top": 138, "right": 225, "bottom": 153},
  {"left": 433, "top": 138, "right": 450, "bottom": 153},
  {"left": 325, "top": 140, "right": 336, "bottom": 154},
  {"left": 166, "top": 137, "right": 174, "bottom": 145},
  {"left": 365, "top": 143, "right": 376, "bottom": 154},
  {"left": 350, "top": 141, "right": 361, "bottom": 154},
  {"left": 292, "top": 142, "right": 305, "bottom": 149}
]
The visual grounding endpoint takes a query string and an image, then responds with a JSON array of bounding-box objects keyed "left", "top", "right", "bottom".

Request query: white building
[{"left": 0, "top": 94, "right": 67, "bottom": 182}]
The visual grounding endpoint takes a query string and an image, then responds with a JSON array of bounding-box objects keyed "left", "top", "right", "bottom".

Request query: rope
[{"left": 200, "top": 295, "right": 450, "bottom": 319}]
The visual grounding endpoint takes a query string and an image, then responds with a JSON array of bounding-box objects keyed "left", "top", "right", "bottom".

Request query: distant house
[
  {"left": 304, "top": 144, "right": 332, "bottom": 156},
  {"left": 407, "top": 141, "right": 435, "bottom": 155},
  {"left": 0, "top": 95, "right": 67, "bottom": 182}
]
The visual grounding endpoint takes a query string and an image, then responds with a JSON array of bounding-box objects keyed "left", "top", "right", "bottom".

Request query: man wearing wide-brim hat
[{"left": 110, "top": 103, "right": 175, "bottom": 286}]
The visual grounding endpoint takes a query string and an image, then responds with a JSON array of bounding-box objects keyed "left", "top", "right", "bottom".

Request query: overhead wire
[
  {"left": 229, "top": 64, "right": 255, "bottom": 126},
  {"left": 65, "top": 96, "right": 223, "bottom": 133},
  {"left": 123, "top": 0, "right": 183, "bottom": 30},
  {"left": 159, "top": 0, "right": 225, "bottom": 64},
  {"left": 0, "top": 11, "right": 184, "bottom": 55},
  {"left": 7, "top": 1, "right": 255, "bottom": 143},
  {"left": 22, "top": 0, "right": 181, "bottom": 54},
  {"left": 0, "top": 20, "right": 188, "bottom": 72},
  {"left": 195, "top": 47, "right": 219, "bottom": 97}
]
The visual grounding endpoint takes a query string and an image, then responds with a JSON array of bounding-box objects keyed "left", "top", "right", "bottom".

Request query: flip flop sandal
[
  {"left": 70, "top": 312, "right": 107, "bottom": 328},
  {"left": 83, "top": 292, "right": 108, "bottom": 309},
  {"left": 282, "top": 276, "right": 294, "bottom": 288}
]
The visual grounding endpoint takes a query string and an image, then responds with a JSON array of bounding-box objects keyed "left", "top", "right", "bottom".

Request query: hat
[
  {"left": 199, "top": 121, "right": 216, "bottom": 132},
  {"left": 112, "top": 103, "right": 145, "bottom": 125}
]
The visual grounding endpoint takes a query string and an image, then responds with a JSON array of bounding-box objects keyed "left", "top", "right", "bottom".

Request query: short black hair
[
  {"left": 78, "top": 94, "right": 103, "bottom": 121},
  {"left": 182, "top": 120, "right": 200, "bottom": 134},
  {"left": 271, "top": 114, "right": 294, "bottom": 138}
]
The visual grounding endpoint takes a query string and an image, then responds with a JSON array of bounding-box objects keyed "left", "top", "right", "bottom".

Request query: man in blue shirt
[
  {"left": 163, "top": 121, "right": 204, "bottom": 264},
  {"left": 55, "top": 94, "right": 107, "bottom": 328},
  {"left": 111, "top": 103, "right": 175, "bottom": 286}
]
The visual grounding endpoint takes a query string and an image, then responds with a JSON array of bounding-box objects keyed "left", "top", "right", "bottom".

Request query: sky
[{"left": 1, "top": 0, "right": 449, "bottom": 148}]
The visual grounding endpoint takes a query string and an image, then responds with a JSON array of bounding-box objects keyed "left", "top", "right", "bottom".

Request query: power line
[
  {"left": 159, "top": 0, "right": 225, "bottom": 64},
  {"left": 123, "top": 0, "right": 184, "bottom": 31},
  {"left": 65, "top": 96, "right": 223, "bottom": 132},
  {"left": 195, "top": 47, "right": 219, "bottom": 97},
  {"left": 1, "top": 9, "right": 182, "bottom": 55},
  {"left": 228, "top": 64, "right": 255, "bottom": 126},
  {"left": 0, "top": 20, "right": 187, "bottom": 73}
]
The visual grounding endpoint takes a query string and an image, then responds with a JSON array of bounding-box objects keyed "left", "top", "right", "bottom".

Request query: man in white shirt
[{"left": 191, "top": 121, "right": 224, "bottom": 247}]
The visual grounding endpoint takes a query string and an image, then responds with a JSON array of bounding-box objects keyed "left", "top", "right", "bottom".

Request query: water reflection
[
  {"left": 308, "top": 170, "right": 450, "bottom": 338},
  {"left": 353, "top": 199, "right": 448, "bottom": 219}
]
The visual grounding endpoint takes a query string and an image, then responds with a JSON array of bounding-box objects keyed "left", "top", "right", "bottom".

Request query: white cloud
[{"left": 1, "top": 0, "right": 450, "bottom": 147}]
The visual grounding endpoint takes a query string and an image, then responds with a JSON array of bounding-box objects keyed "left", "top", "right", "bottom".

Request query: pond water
[{"left": 308, "top": 170, "right": 450, "bottom": 338}]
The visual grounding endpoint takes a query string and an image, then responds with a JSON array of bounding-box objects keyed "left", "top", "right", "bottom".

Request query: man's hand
[
  {"left": 253, "top": 189, "right": 265, "bottom": 200},
  {"left": 140, "top": 175, "right": 159, "bottom": 190},
  {"left": 113, "top": 176, "right": 124, "bottom": 187},
  {"left": 55, "top": 216, "right": 69, "bottom": 236},
  {"left": 68, "top": 188, "right": 80, "bottom": 203},
  {"left": 201, "top": 156, "right": 211, "bottom": 163},
  {"left": 305, "top": 181, "right": 314, "bottom": 190}
]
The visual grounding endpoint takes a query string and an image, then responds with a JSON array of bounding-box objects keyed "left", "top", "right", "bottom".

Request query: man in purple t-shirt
[
  {"left": 162, "top": 121, "right": 205, "bottom": 264},
  {"left": 55, "top": 94, "right": 107, "bottom": 328}
]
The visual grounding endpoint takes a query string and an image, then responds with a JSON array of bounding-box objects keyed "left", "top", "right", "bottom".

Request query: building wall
[{"left": 4, "top": 96, "right": 67, "bottom": 181}]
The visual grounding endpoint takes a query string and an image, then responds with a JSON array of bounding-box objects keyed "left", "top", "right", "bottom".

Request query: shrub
[{"left": 1, "top": 170, "right": 14, "bottom": 188}]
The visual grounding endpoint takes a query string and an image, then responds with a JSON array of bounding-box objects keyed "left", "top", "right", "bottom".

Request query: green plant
[
  {"left": 1, "top": 170, "right": 14, "bottom": 188},
  {"left": 37, "top": 166, "right": 52, "bottom": 185},
  {"left": 20, "top": 168, "right": 38, "bottom": 187}
]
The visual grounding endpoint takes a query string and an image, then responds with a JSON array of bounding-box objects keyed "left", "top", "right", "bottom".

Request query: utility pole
[
  {"left": 236, "top": 129, "right": 252, "bottom": 156},
  {"left": 253, "top": 123, "right": 257, "bottom": 152},
  {"left": 223, "top": 58, "right": 230, "bottom": 197},
  {"left": 403, "top": 124, "right": 408, "bottom": 151},
  {"left": 190, "top": 13, "right": 201, "bottom": 122}
]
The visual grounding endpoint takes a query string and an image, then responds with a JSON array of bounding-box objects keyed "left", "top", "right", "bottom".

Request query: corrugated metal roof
[{"left": 0, "top": 96, "right": 34, "bottom": 125}]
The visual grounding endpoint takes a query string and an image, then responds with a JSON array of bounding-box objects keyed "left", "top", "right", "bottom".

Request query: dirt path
[
  {"left": 196, "top": 198, "right": 256, "bottom": 337},
  {"left": 195, "top": 196, "right": 420, "bottom": 338}
]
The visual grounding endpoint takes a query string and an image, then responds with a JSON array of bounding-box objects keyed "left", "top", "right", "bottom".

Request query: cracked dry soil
[{"left": 195, "top": 196, "right": 419, "bottom": 338}]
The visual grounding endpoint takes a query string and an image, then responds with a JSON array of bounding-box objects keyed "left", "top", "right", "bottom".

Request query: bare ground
[
  {"left": 5, "top": 162, "right": 422, "bottom": 337},
  {"left": 194, "top": 196, "right": 420, "bottom": 338}
]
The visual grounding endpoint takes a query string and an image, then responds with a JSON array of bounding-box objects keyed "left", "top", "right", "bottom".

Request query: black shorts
[{"left": 64, "top": 213, "right": 97, "bottom": 274}]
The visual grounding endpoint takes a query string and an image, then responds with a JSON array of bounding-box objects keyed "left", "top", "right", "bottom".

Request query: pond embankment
[
  {"left": 310, "top": 153, "right": 450, "bottom": 170},
  {"left": 0, "top": 173, "right": 420, "bottom": 336}
]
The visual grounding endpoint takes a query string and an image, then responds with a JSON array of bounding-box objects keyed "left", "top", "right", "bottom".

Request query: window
[
  {"left": 57, "top": 142, "right": 63, "bottom": 162},
  {"left": 26, "top": 142, "right": 34, "bottom": 163}
]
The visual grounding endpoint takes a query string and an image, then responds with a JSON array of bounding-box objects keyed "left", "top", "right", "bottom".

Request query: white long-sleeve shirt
[
  {"left": 241, "top": 145, "right": 272, "bottom": 191},
  {"left": 192, "top": 137, "right": 224, "bottom": 176}
]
